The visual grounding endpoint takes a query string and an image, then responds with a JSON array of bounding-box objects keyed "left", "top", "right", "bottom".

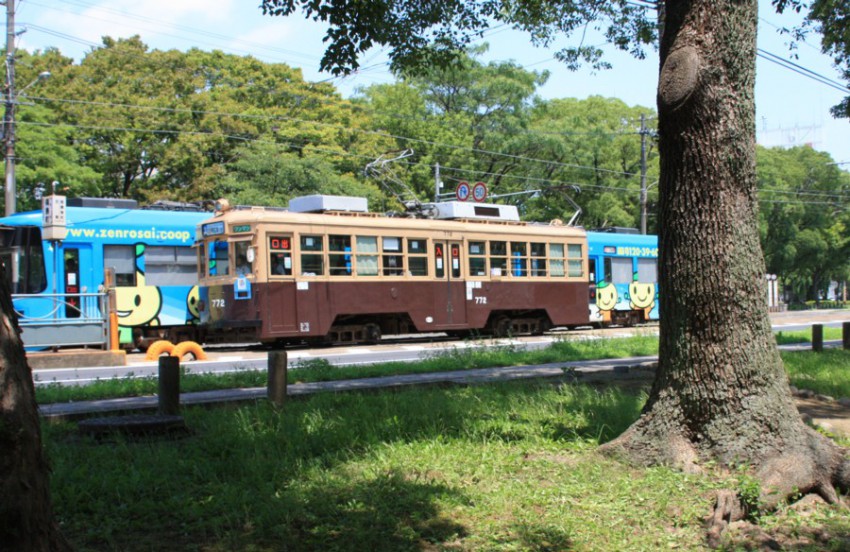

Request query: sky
[{"left": 14, "top": 0, "right": 850, "bottom": 168}]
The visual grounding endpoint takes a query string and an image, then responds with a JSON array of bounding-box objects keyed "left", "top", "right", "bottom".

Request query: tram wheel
[{"left": 493, "top": 316, "right": 512, "bottom": 338}]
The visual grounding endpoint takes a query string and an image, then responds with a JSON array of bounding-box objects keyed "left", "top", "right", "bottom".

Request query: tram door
[
  {"left": 434, "top": 241, "right": 467, "bottom": 326},
  {"left": 63, "top": 248, "right": 81, "bottom": 318}
]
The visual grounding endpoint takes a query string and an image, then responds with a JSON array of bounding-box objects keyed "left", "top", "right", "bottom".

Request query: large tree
[{"left": 262, "top": 0, "right": 850, "bottom": 540}]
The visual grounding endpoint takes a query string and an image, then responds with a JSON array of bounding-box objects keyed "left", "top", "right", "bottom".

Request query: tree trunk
[
  {"left": 0, "top": 267, "right": 71, "bottom": 551},
  {"left": 600, "top": 0, "right": 849, "bottom": 515}
]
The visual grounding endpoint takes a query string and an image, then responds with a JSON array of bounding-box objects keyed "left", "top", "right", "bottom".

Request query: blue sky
[{"left": 17, "top": 0, "right": 850, "bottom": 167}]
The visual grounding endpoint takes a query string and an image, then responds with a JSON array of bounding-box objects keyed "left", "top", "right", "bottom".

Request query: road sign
[
  {"left": 456, "top": 181, "right": 471, "bottom": 201},
  {"left": 472, "top": 182, "right": 488, "bottom": 202}
]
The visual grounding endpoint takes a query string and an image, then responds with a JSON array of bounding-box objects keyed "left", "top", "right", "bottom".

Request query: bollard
[
  {"left": 844, "top": 322, "right": 850, "bottom": 351},
  {"left": 158, "top": 355, "right": 181, "bottom": 415},
  {"left": 812, "top": 324, "right": 824, "bottom": 353},
  {"left": 268, "top": 350, "right": 288, "bottom": 407}
]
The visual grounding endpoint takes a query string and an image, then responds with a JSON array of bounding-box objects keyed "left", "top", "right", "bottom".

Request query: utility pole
[
  {"left": 434, "top": 162, "right": 441, "bottom": 202},
  {"left": 639, "top": 113, "right": 648, "bottom": 235},
  {"left": 4, "top": 0, "right": 16, "bottom": 216}
]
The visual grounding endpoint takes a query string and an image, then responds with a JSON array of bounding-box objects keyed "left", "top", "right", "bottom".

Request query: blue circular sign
[{"left": 456, "top": 181, "right": 471, "bottom": 201}]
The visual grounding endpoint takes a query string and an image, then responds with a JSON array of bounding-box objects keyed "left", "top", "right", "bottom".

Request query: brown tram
[{"left": 196, "top": 195, "right": 590, "bottom": 346}]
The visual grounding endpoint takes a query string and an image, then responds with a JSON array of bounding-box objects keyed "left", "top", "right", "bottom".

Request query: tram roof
[
  {"left": 0, "top": 207, "right": 210, "bottom": 230},
  {"left": 201, "top": 205, "right": 587, "bottom": 239}
]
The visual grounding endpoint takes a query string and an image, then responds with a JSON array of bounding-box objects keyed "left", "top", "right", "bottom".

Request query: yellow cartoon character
[
  {"left": 628, "top": 274, "right": 656, "bottom": 321},
  {"left": 186, "top": 285, "right": 200, "bottom": 323},
  {"left": 595, "top": 281, "right": 618, "bottom": 324},
  {"left": 115, "top": 270, "right": 163, "bottom": 328}
]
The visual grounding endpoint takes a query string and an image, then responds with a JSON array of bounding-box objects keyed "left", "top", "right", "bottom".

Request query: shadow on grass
[{"left": 47, "top": 380, "right": 641, "bottom": 550}]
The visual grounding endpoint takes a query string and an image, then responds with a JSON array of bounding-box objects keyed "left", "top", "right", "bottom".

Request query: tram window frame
[
  {"left": 300, "top": 235, "right": 324, "bottom": 276},
  {"left": 329, "top": 234, "right": 353, "bottom": 276},
  {"left": 64, "top": 249, "right": 81, "bottom": 318},
  {"left": 407, "top": 238, "right": 428, "bottom": 276},
  {"left": 268, "top": 236, "right": 293, "bottom": 276},
  {"left": 530, "top": 242, "right": 547, "bottom": 277},
  {"left": 197, "top": 243, "right": 205, "bottom": 279},
  {"left": 209, "top": 240, "right": 230, "bottom": 277},
  {"left": 637, "top": 257, "right": 658, "bottom": 283},
  {"left": 146, "top": 246, "right": 197, "bottom": 287},
  {"left": 604, "top": 256, "right": 632, "bottom": 284},
  {"left": 550, "top": 243, "right": 566, "bottom": 277},
  {"left": 489, "top": 240, "right": 507, "bottom": 276},
  {"left": 468, "top": 241, "right": 487, "bottom": 276},
  {"left": 568, "top": 243, "right": 583, "bottom": 277},
  {"left": 104, "top": 245, "right": 136, "bottom": 286},
  {"left": 355, "top": 235, "right": 379, "bottom": 276},
  {"left": 382, "top": 237, "right": 404, "bottom": 276},
  {"left": 233, "top": 241, "right": 253, "bottom": 276},
  {"left": 510, "top": 242, "right": 527, "bottom": 277}
]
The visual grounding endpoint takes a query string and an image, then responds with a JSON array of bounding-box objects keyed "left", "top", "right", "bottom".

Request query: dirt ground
[{"left": 795, "top": 395, "right": 850, "bottom": 439}]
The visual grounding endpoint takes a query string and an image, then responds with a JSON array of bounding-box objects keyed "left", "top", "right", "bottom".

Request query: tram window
[
  {"left": 468, "top": 241, "right": 486, "bottom": 276},
  {"left": 234, "top": 242, "right": 253, "bottom": 276},
  {"left": 434, "top": 243, "right": 445, "bottom": 278},
  {"left": 355, "top": 236, "right": 378, "bottom": 276},
  {"left": 382, "top": 237, "right": 403, "bottom": 276},
  {"left": 300, "top": 235, "right": 324, "bottom": 275},
  {"left": 511, "top": 242, "right": 527, "bottom": 277},
  {"left": 64, "top": 249, "right": 81, "bottom": 318},
  {"left": 271, "top": 252, "right": 292, "bottom": 275},
  {"left": 450, "top": 243, "right": 461, "bottom": 278},
  {"left": 269, "top": 236, "right": 292, "bottom": 276},
  {"left": 568, "top": 244, "right": 583, "bottom": 277},
  {"left": 530, "top": 242, "right": 547, "bottom": 276},
  {"left": 550, "top": 243, "right": 565, "bottom": 277},
  {"left": 588, "top": 258, "right": 596, "bottom": 283},
  {"left": 146, "top": 246, "right": 197, "bottom": 286},
  {"left": 637, "top": 258, "right": 658, "bottom": 283},
  {"left": 209, "top": 240, "right": 230, "bottom": 277},
  {"left": 104, "top": 245, "right": 136, "bottom": 286},
  {"left": 197, "top": 243, "right": 205, "bottom": 279},
  {"left": 407, "top": 238, "right": 428, "bottom": 276},
  {"left": 489, "top": 241, "right": 507, "bottom": 276},
  {"left": 605, "top": 257, "right": 632, "bottom": 284},
  {"left": 329, "top": 234, "right": 353, "bottom": 276}
]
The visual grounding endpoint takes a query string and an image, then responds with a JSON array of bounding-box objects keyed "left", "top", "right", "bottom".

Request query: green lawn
[{"left": 41, "top": 345, "right": 850, "bottom": 551}]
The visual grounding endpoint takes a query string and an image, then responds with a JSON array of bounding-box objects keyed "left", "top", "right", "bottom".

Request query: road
[{"left": 31, "top": 309, "right": 850, "bottom": 387}]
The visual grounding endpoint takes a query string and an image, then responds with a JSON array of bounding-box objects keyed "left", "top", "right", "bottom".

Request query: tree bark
[
  {"left": 0, "top": 267, "right": 71, "bottom": 551},
  {"left": 600, "top": 0, "right": 850, "bottom": 512}
]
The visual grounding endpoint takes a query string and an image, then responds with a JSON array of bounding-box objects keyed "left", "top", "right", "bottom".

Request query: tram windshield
[{"left": 0, "top": 226, "right": 47, "bottom": 294}]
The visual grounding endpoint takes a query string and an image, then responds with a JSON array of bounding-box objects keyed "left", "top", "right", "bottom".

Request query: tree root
[
  {"left": 706, "top": 490, "right": 743, "bottom": 549},
  {"left": 602, "top": 422, "right": 850, "bottom": 548}
]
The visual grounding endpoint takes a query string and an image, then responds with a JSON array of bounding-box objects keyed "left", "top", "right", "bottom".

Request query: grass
[
  {"left": 34, "top": 333, "right": 662, "bottom": 404},
  {"left": 35, "top": 329, "right": 850, "bottom": 405},
  {"left": 785, "top": 349, "right": 850, "bottom": 399},
  {"left": 39, "top": 336, "right": 850, "bottom": 550},
  {"left": 43, "top": 374, "right": 850, "bottom": 551}
]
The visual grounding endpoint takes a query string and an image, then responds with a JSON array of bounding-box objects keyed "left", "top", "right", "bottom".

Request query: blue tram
[
  {"left": 586, "top": 229, "right": 659, "bottom": 326},
  {"left": 0, "top": 197, "right": 209, "bottom": 350}
]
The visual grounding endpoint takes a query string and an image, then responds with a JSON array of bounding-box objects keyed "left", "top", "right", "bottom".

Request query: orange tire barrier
[
  {"left": 171, "top": 340, "right": 208, "bottom": 361},
  {"left": 145, "top": 340, "right": 175, "bottom": 360}
]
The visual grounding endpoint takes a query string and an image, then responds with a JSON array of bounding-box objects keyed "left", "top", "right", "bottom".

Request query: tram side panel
[{"left": 587, "top": 230, "right": 659, "bottom": 327}]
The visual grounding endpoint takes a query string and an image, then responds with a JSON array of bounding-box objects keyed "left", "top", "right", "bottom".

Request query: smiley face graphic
[
  {"left": 629, "top": 281, "right": 656, "bottom": 311},
  {"left": 115, "top": 271, "right": 163, "bottom": 327},
  {"left": 595, "top": 282, "right": 618, "bottom": 312}
]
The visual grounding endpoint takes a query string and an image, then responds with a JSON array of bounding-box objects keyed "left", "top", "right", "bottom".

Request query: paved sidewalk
[{"left": 39, "top": 357, "right": 657, "bottom": 419}]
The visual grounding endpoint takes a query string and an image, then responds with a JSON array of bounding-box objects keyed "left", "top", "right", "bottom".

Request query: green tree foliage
[
  {"left": 759, "top": 146, "right": 850, "bottom": 301},
  {"left": 28, "top": 37, "right": 391, "bottom": 204},
  {"left": 216, "top": 142, "right": 383, "bottom": 207}
]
